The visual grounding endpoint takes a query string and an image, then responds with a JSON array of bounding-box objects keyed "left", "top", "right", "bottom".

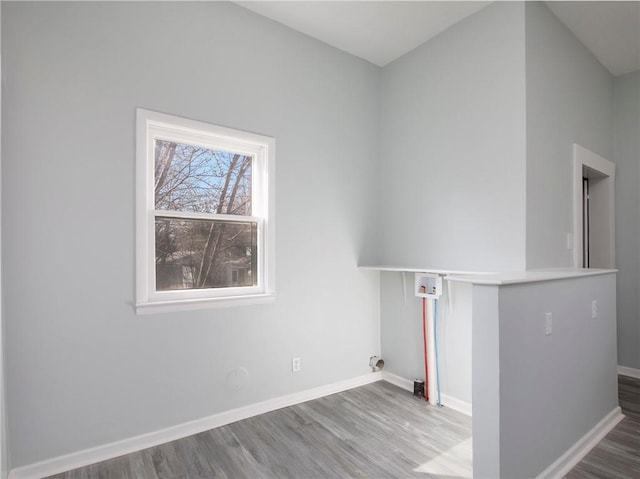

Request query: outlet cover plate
[{"left": 292, "top": 357, "right": 301, "bottom": 372}]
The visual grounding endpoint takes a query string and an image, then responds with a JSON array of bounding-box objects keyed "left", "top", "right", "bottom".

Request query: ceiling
[
  {"left": 236, "top": 1, "right": 640, "bottom": 77},
  {"left": 546, "top": 2, "right": 639, "bottom": 76}
]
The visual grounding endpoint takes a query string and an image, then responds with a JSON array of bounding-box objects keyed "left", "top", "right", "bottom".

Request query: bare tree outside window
[{"left": 153, "top": 140, "right": 256, "bottom": 290}]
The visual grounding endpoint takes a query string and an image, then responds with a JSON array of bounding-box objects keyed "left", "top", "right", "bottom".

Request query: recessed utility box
[{"left": 415, "top": 273, "right": 442, "bottom": 299}]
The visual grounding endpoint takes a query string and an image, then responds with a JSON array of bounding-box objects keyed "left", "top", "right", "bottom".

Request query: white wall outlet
[
  {"left": 567, "top": 232, "right": 573, "bottom": 250},
  {"left": 545, "top": 313, "right": 553, "bottom": 336},
  {"left": 592, "top": 300, "right": 597, "bottom": 319},
  {"left": 292, "top": 357, "right": 301, "bottom": 372}
]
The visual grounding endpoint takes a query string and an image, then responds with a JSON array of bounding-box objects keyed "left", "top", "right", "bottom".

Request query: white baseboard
[
  {"left": 618, "top": 365, "right": 640, "bottom": 379},
  {"left": 9, "top": 372, "right": 382, "bottom": 479},
  {"left": 381, "top": 371, "right": 414, "bottom": 392},
  {"left": 381, "top": 371, "right": 472, "bottom": 416},
  {"left": 440, "top": 394, "right": 472, "bottom": 417},
  {"left": 535, "top": 406, "right": 624, "bottom": 479}
]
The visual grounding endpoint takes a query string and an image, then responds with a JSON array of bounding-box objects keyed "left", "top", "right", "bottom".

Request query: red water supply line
[{"left": 422, "top": 297, "right": 429, "bottom": 401}]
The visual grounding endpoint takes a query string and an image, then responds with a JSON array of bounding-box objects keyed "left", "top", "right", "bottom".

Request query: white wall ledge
[
  {"left": 358, "top": 264, "right": 493, "bottom": 275},
  {"left": 447, "top": 267, "right": 617, "bottom": 285},
  {"left": 359, "top": 265, "right": 617, "bottom": 285}
]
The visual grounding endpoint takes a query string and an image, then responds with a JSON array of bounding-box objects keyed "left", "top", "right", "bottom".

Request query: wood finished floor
[
  {"left": 46, "top": 381, "right": 472, "bottom": 479},
  {"left": 565, "top": 375, "right": 640, "bottom": 479},
  {"left": 44, "top": 375, "right": 640, "bottom": 479}
]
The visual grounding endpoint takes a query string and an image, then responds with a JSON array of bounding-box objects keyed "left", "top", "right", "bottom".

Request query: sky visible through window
[{"left": 154, "top": 139, "right": 252, "bottom": 216}]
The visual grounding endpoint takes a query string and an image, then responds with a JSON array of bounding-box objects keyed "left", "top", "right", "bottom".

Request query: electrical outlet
[
  {"left": 592, "top": 300, "right": 597, "bottom": 319},
  {"left": 545, "top": 313, "right": 553, "bottom": 336},
  {"left": 292, "top": 357, "right": 301, "bottom": 372}
]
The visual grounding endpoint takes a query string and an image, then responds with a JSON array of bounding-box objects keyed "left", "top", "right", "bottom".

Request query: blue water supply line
[{"left": 434, "top": 298, "right": 442, "bottom": 407}]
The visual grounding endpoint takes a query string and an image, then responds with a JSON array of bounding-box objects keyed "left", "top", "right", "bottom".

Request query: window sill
[{"left": 136, "top": 293, "right": 276, "bottom": 315}]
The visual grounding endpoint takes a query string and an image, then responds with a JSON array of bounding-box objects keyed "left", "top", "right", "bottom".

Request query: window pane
[
  {"left": 154, "top": 140, "right": 252, "bottom": 216},
  {"left": 155, "top": 217, "right": 257, "bottom": 291}
]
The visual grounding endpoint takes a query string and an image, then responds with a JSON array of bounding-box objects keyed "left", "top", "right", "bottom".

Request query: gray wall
[
  {"left": 525, "top": 1, "right": 613, "bottom": 269},
  {"left": 375, "top": 1, "right": 527, "bottom": 272},
  {"left": 376, "top": 1, "right": 528, "bottom": 410},
  {"left": 0, "top": 4, "right": 6, "bottom": 477},
  {"left": 377, "top": 6, "right": 625, "bottom": 475},
  {"left": 470, "top": 284, "right": 500, "bottom": 478},
  {"left": 2, "top": 2, "right": 381, "bottom": 468},
  {"left": 472, "top": 274, "right": 619, "bottom": 478},
  {"left": 614, "top": 70, "right": 640, "bottom": 370}
]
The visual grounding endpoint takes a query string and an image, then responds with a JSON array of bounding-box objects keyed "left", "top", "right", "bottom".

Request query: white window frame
[{"left": 136, "top": 109, "right": 275, "bottom": 314}]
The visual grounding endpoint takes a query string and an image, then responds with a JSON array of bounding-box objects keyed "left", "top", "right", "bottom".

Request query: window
[{"left": 136, "top": 109, "right": 275, "bottom": 313}]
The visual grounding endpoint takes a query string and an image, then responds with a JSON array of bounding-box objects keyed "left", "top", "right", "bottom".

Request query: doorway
[{"left": 573, "top": 144, "right": 616, "bottom": 268}]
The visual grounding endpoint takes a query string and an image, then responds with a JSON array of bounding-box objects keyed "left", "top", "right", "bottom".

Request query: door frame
[{"left": 572, "top": 144, "right": 616, "bottom": 268}]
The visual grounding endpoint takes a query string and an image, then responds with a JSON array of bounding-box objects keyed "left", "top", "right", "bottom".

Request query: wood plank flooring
[
  {"left": 46, "top": 381, "right": 472, "bottom": 479},
  {"left": 42, "top": 375, "right": 640, "bottom": 479},
  {"left": 565, "top": 375, "right": 640, "bottom": 479}
]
